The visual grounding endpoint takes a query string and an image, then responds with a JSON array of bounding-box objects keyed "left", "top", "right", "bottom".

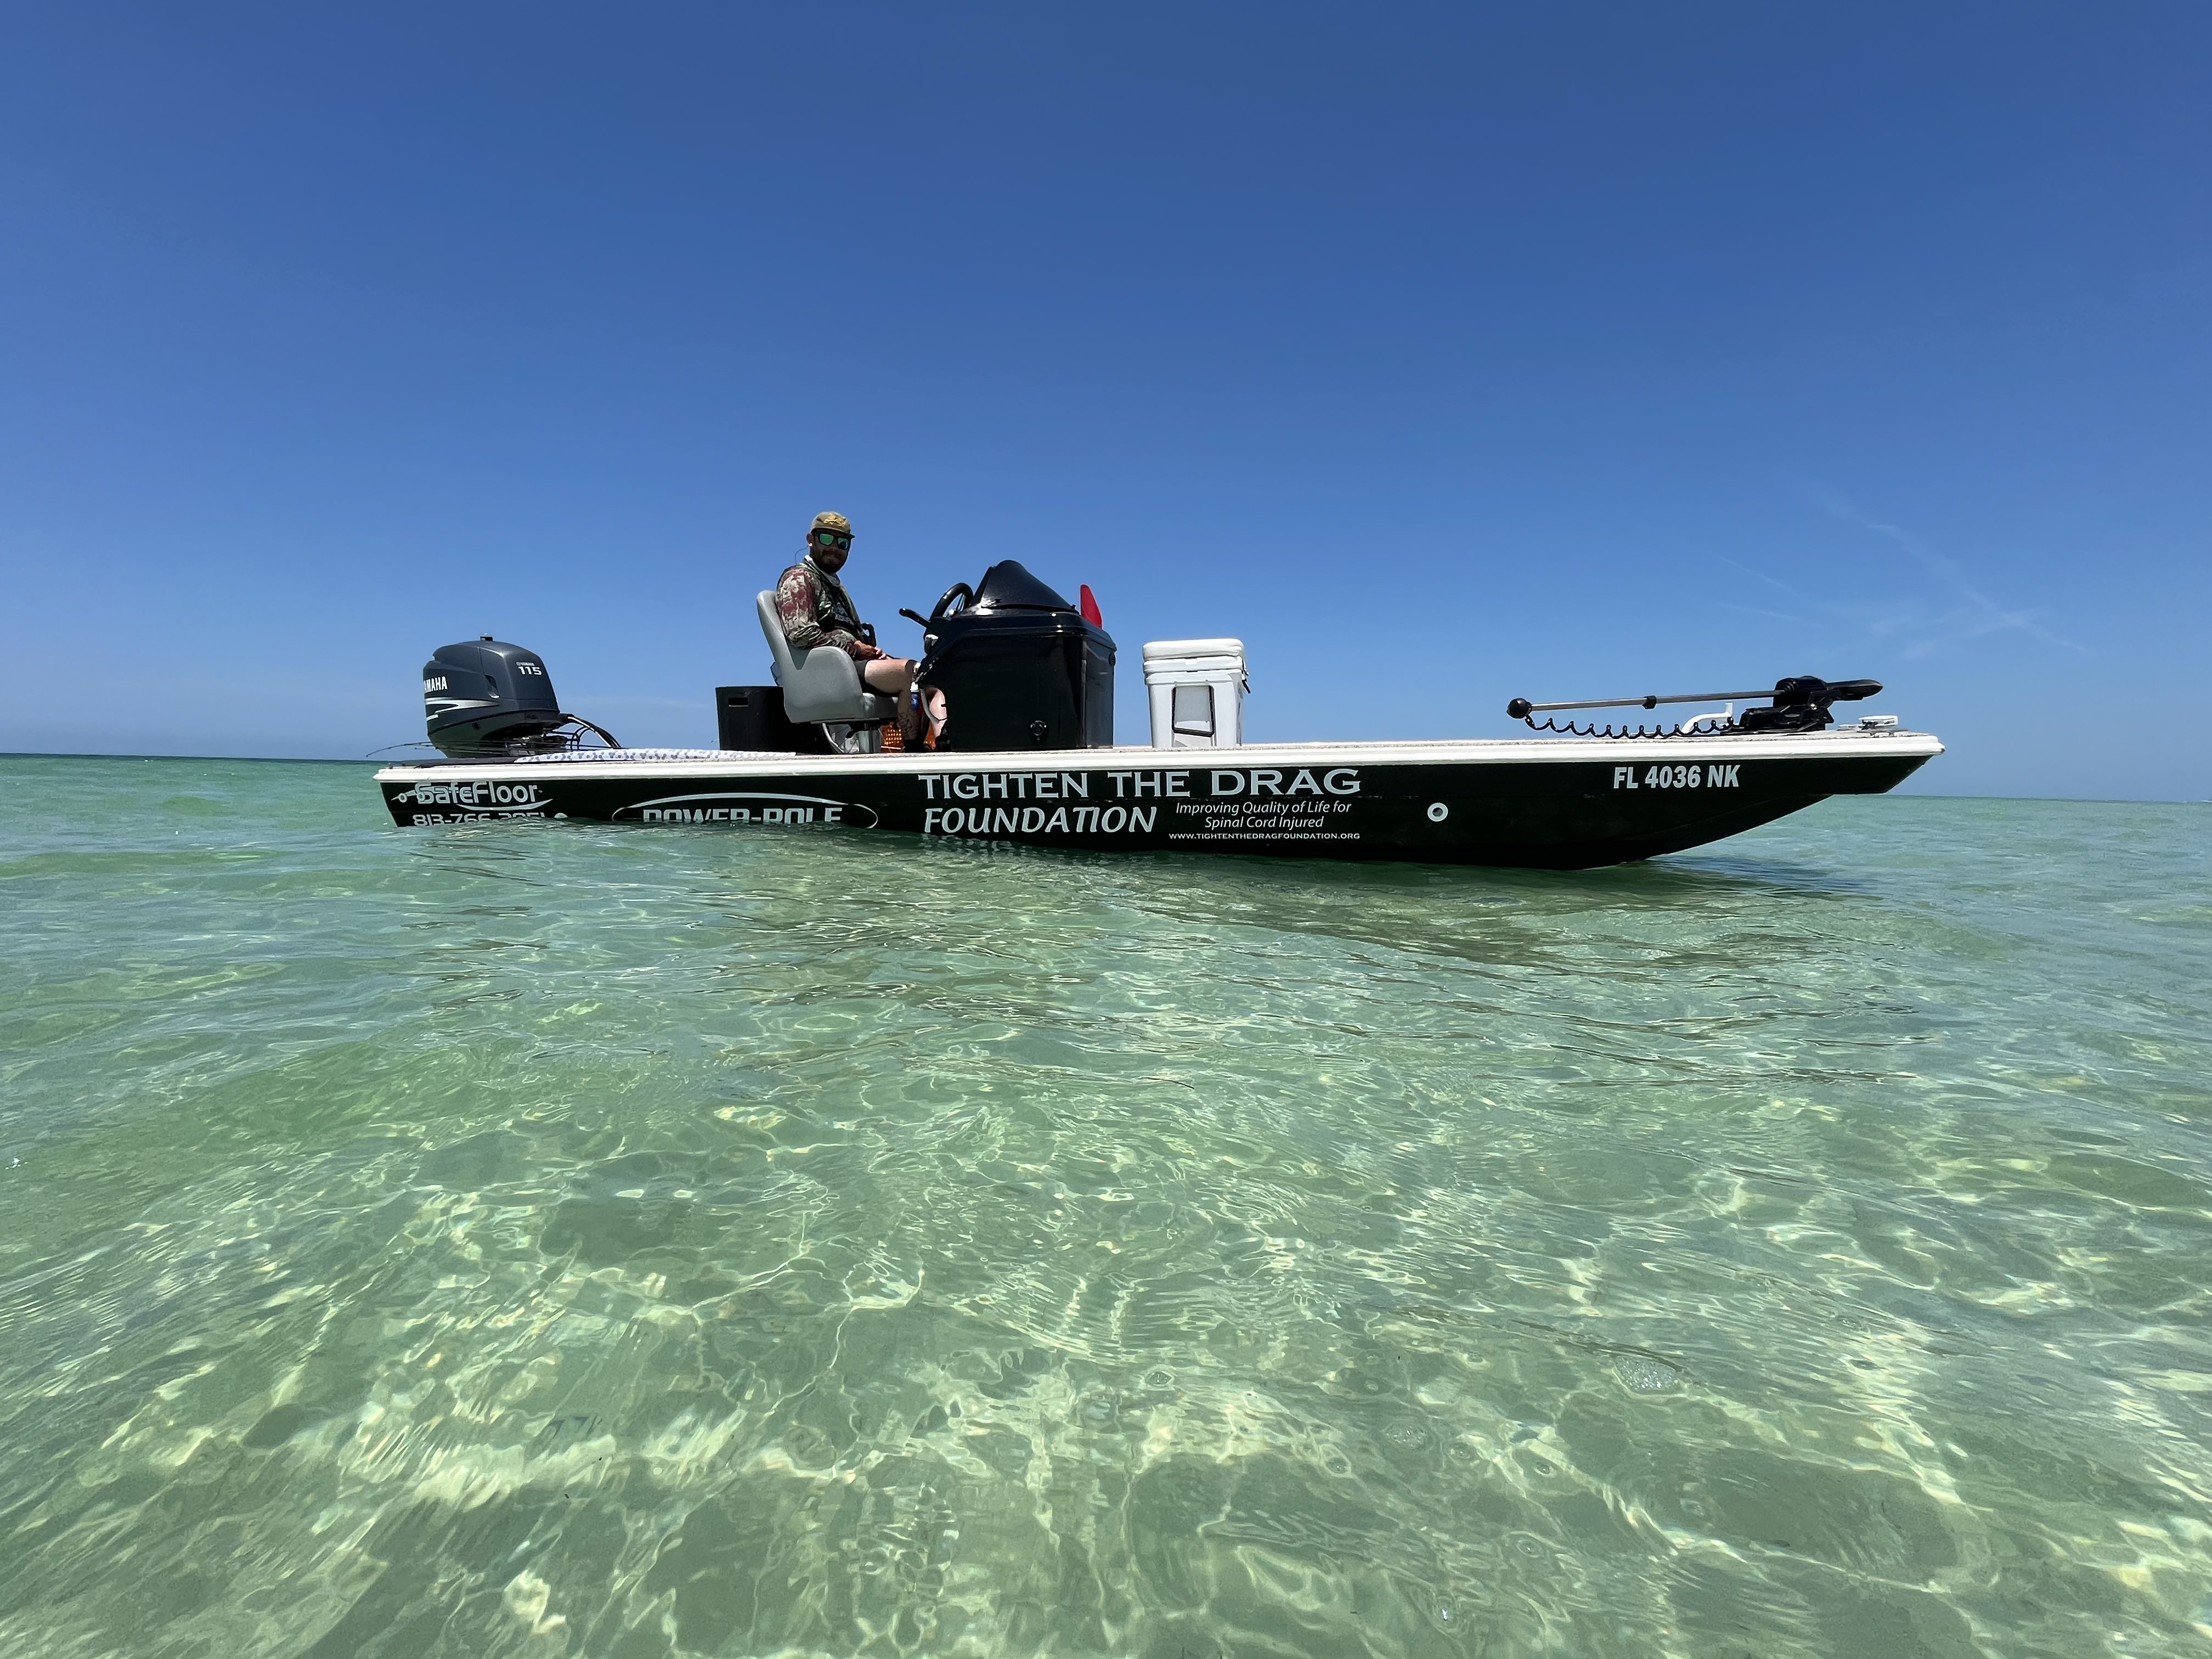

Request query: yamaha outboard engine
[{"left": 422, "top": 636, "right": 612, "bottom": 758}]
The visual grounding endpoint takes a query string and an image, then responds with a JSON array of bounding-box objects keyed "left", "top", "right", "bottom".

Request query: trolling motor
[
  {"left": 421, "top": 637, "right": 620, "bottom": 758},
  {"left": 1506, "top": 676, "right": 1883, "bottom": 738}
]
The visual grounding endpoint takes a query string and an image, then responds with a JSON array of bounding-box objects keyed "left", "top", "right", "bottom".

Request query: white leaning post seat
[
  {"left": 755, "top": 591, "right": 896, "bottom": 740},
  {"left": 1143, "top": 637, "right": 1248, "bottom": 749}
]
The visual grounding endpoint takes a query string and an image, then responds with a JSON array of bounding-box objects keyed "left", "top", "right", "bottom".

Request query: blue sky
[{"left": 2, "top": 3, "right": 2205, "bottom": 798}]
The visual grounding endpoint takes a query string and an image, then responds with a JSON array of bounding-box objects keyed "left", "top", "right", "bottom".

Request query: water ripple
[{"left": 0, "top": 758, "right": 2208, "bottom": 1657}]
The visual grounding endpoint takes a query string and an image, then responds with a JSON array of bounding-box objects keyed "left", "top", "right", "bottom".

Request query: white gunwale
[{"left": 375, "top": 729, "right": 1943, "bottom": 786}]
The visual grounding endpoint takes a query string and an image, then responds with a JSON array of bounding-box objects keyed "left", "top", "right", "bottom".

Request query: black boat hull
[{"left": 375, "top": 731, "right": 1939, "bottom": 869}]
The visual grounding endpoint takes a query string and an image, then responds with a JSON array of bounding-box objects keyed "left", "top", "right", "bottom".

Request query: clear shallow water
[{"left": 2, "top": 757, "right": 2209, "bottom": 1659}]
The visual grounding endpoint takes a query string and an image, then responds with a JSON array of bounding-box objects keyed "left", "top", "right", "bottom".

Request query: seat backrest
[
  {"left": 756, "top": 591, "right": 802, "bottom": 687},
  {"left": 755, "top": 588, "right": 887, "bottom": 735}
]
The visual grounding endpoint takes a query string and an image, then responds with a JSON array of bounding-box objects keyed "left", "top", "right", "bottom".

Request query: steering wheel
[{"left": 929, "top": 582, "right": 975, "bottom": 623}]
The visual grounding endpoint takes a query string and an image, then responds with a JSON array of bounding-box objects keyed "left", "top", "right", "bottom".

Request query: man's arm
[{"left": 774, "top": 566, "right": 857, "bottom": 654}]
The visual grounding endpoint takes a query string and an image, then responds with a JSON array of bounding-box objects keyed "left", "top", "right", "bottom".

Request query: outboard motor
[{"left": 422, "top": 636, "right": 616, "bottom": 757}]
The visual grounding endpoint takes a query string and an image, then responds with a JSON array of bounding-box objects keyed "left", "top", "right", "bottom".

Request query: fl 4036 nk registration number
[{"left": 1612, "top": 763, "right": 1741, "bottom": 790}]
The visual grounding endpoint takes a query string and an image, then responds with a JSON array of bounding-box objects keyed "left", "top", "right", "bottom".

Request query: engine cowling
[{"left": 422, "top": 636, "right": 567, "bottom": 757}]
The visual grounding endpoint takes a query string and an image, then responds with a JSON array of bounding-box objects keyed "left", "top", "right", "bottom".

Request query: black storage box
[
  {"left": 714, "top": 685, "right": 835, "bottom": 753},
  {"left": 920, "top": 562, "right": 1115, "bottom": 752}
]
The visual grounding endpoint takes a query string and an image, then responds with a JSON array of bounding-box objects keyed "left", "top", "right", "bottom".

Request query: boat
[{"left": 375, "top": 561, "right": 1940, "bottom": 869}]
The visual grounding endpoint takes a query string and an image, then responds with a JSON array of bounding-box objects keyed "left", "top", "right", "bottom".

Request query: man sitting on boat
[{"left": 774, "top": 511, "right": 941, "bottom": 742}]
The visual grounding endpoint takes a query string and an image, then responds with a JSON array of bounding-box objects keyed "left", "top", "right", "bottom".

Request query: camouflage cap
[{"left": 810, "top": 511, "right": 853, "bottom": 535}]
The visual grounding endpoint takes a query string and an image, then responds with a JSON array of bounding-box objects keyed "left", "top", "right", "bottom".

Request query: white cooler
[{"left": 1143, "top": 638, "right": 1248, "bottom": 748}]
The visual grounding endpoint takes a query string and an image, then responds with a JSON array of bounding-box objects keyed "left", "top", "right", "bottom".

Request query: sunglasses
[{"left": 813, "top": 531, "right": 853, "bottom": 550}]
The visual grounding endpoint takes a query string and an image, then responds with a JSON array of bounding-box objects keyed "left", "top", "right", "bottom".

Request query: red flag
[{"left": 1079, "top": 583, "right": 1103, "bottom": 627}]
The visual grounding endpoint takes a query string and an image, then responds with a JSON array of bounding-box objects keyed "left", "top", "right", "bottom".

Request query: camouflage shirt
[{"left": 774, "top": 555, "right": 874, "bottom": 661}]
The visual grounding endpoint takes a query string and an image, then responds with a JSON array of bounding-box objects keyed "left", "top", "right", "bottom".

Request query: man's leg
[
  {"left": 862, "top": 658, "right": 940, "bottom": 746},
  {"left": 860, "top": 657, "right": 915, "bottom": 695}
]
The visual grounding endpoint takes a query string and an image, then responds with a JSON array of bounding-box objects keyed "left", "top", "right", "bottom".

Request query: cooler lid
[{"left": 1142, "top": 637, "right": 1245, "bottom": 661}]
